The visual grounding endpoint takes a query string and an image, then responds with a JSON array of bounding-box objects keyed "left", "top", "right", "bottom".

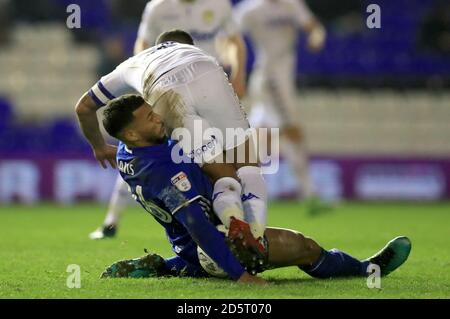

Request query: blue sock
[
  {"left": 300, "top": 249, "right": 370, "bottom": 279},
  {"left": 165, "top": 256, "right": 208, "bottom": 278}
]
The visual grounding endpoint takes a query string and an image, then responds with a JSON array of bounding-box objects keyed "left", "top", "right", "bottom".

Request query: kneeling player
[{"left": 99, "top": 95, "right": 411, "bottom": 283}]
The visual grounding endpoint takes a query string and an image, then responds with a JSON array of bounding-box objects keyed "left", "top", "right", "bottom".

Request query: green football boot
[
  {"left": 365, "top": 236, "right": 412, "bottom": 276},
  {"left": 101, "top": 253, "right": 169, "bottom": 279}
]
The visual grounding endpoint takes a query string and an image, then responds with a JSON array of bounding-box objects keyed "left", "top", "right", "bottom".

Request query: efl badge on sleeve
[{"left": 171, "top": 172, "right": 192, "bottom": 192}]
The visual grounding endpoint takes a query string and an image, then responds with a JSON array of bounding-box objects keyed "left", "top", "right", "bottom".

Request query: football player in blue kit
[
  {"left": 101, "top": 94, "right": 266, "bottom": 284},
  {"left": 99, "top": 94, "right": 411, "bottom": 284}
]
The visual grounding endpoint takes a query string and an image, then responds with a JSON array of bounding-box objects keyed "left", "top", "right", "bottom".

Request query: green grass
[{"left": 0, "top": 202, "right": 449, "bottom": 299}]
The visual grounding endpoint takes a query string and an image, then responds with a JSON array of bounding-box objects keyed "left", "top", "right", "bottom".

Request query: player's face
[{"left": 129, "top": 104, "right": 166, "bottom": 144}]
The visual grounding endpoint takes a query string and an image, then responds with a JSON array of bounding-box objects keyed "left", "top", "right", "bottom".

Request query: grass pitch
[{"left": 0, "top": 202, "right": 449, "bottom": 299}]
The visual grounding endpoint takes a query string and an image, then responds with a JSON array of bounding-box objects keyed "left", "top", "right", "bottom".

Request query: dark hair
[
  {"left": 155, "top": 29, "right": 195, "bottom": 45},
  {"left": 103, "top": 94, "right": 145, "bottom": 139}
]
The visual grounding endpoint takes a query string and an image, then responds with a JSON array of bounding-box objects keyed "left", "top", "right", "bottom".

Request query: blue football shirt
[{"left": 117, "top": 139, "right": 221, "bottom": 263}]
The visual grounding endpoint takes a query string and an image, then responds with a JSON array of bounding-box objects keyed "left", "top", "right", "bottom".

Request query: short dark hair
[
  {"left": 103, "top": 94, "right": 145, "bottom": 139},
  {"left": 155, "top": 29, "right": 195, "bottom": 45}
]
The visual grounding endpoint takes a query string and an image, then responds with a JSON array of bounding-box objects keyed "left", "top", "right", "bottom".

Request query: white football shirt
[
  {"left": 88, "top": 42, "right": 217, "bottom": 107},
  {"left": 136, "top": 0, "right": 238, "bottom": 59}
]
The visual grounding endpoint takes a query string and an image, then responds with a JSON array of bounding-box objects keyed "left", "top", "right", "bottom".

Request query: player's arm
[
  {"left": 175, "top": 202, "right": 265, "bottom": 284},
  {"left": 76, "top": 67, "right": 136, "bottom": 168},
  {"left": 217, "top": 1, "right": 247, "bottom": 99},
  {"left": 296, "top": 0, "right": 326, "bottom": 53},
  {"left": 222, "top": 33, "right": 247, "bottom": 99},
  {"left": 303, "top": 18, "right": 326, "bottom": 53},
  {"left": 75, "top": 93, "right": 117, "bottom": 169}
]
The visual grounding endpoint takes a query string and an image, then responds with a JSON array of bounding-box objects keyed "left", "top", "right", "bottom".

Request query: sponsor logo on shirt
[
  {"left": 171, "top": 172, "right": 192, "bottom": 192},
  {"left": 187, "top": 135, "right": 219, "bottom": 160}
]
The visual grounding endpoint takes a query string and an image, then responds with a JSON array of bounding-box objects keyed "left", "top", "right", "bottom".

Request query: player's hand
[
  {"left": 237, "top": 272, "right": 268, "bottom": 285},
  {"left": 93, "top": 144, "right": 118, "bottom": 169},
  {"left": 307, "top": 28, "right": 326, "bottom": 53}
]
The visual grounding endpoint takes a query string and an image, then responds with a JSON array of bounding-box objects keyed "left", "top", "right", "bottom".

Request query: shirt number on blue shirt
[{"left": 135, "top": 185, "right": 173, "bottom": 223}]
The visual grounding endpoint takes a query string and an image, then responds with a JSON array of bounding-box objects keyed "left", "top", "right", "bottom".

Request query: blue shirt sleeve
[{"left": 175, "top": 201, "right": 246, "bottom": 280}]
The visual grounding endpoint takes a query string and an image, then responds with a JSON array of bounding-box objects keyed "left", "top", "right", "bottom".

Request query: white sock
[
  {"left": 103, "top": 176, "right": 130, "bottom": 226},
  {"left": 237, "top": 166, "right": 268, "bottom": 239},
  {"left": 281, "top": 139, "right": 315, "bottom": 199},
  {"left": 212, "top": 177, "right": 245, "bottom": 228}
]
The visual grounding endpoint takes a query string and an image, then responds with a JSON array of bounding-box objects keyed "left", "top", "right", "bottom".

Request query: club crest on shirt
[
  {"left": 203, "top": 10, "right": 215, "bottom": 25},
  {"left": 171, "top": 172, "right": 191, "bottom": 192}
]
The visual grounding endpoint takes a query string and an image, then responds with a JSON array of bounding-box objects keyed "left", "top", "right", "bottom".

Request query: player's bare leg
[
  {"left": 279, "top": 126, "right": 332, "bottom": 215},
  {"left": 280, "top": 125, "right": 315, "bottom": 199},
  {"left": 264, "top": 227, "right": 322, "bottom": 268},
  {"left": 255, "top": 126, "right": 331, "bottom": 215},
  {"left": 263, "top": 228, "right": 411, "bottom": 278}
]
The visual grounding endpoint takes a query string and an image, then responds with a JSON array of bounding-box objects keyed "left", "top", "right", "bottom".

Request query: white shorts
[{"left": 146, "top": 61, "right": 250, "bottom": 164}]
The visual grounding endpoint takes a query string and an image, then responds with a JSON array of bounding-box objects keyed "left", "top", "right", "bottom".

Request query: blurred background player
[
  {"left": 135, "top": 0, "right": 247, "bottom": 97},
  {"left": 90, "top": 0, "right": 249, "bottom": 239},
  {"left": 234, "top": 0, "right": 329, "bottom": 213}
]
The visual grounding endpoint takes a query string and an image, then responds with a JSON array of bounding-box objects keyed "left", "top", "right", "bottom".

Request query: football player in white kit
[
  {"left": 78, "top": 31, "right": 268, "bottom": 253},
  {"left": 234, "top": 0, "right": 328, "bottom": 211},
  {"left": 90, "top": 0, "right": 249, "bottom": 239}
]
